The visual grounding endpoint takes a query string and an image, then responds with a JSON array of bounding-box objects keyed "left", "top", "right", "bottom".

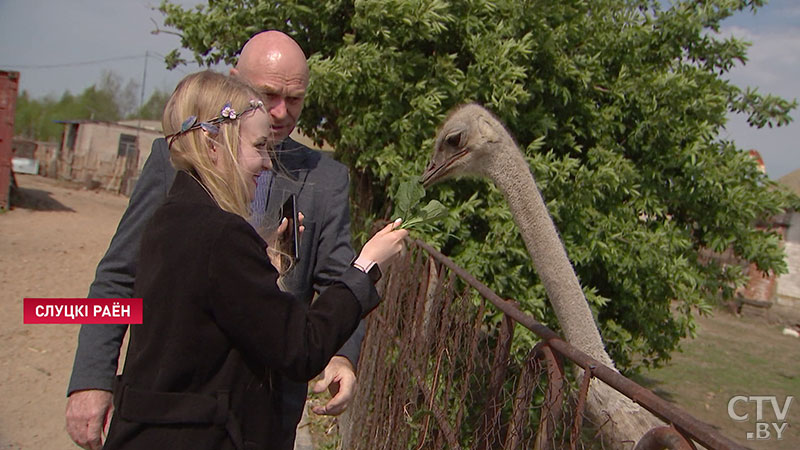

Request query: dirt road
[{"left": 0, "top": 174, "right": 129, "bottom": 449}]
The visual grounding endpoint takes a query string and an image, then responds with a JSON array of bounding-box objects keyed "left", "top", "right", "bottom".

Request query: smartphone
[{"left": 280, "top": 194, "right": 300, "bottom": 261}]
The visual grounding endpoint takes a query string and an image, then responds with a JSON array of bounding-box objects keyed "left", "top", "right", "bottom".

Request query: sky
[
  {"left": 0, "top": 0, "right": 204, "bottom": 104},
  {"left": 0, "top": 0, "right": 797, "bottom": 179}
]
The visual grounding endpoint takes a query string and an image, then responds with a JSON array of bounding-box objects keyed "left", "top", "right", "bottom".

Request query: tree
[
  {"left": 14, "top": 91, "right": 74, "bottom": 142},
  {"left": 13, "top": 91, "right": 46, "bottom": 139},
  {"left": 131, "top": 88, "right": 171, "bottom": 120},
  {"left": 158, "top": 0, "right": 797, "bottom": 372},
  {"left": 14, "top": 71, "right": 168, "bottom": 141},
  {"left": 97, "top": 71, "right": 141, "bottom": 119}
]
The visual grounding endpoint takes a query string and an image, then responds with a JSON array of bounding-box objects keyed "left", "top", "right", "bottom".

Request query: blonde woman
[{"left": 102, "top": 71, "right": 407, "bottom": 450}]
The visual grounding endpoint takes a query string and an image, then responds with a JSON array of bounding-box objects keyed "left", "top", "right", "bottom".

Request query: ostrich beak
[
  {"left": 420, "top": 160, "right": 441, "bottom": 188},
  {"left": 420, "top": 149, "right": 468, "bottom": 188}
]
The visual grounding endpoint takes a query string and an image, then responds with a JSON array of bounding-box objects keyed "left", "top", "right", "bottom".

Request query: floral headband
[{"left": 166, "top": 99, "right": 264, "bottom": 148}]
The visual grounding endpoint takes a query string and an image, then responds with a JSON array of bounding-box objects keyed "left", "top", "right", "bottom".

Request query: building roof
[
  {"left": 54, "top": 119, "right": 333, "bottom": 152},
  {"left": 290, "top": 129, "right": 333, "bottom": 153},
  {"left": 117, "top": 119, "right": 162, "bottom": 132},
  {"left": 779, "top": 168, "right": 800, "bottom": 197},
  {"left": 54, "top": 119, "right": 163, "bottom": 134}
]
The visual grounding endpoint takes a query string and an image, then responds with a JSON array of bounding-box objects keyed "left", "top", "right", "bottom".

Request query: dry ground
[{"left": 1, "top": 174, "right": 129, "bottom": 449}]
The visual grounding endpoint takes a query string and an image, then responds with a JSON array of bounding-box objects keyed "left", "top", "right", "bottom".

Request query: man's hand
[
  {"left": 311, "top": 356, "right": 357, "bottom": 416},
  {"left": 65, "top": 389, "right": 113, "bottom": 450}
]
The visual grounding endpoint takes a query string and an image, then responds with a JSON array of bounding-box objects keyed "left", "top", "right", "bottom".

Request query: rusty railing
[{"left": 341, "top": 240, "right": 748, "bottom": 449}]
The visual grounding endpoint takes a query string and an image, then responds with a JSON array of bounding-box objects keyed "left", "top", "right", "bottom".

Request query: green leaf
[
  {"left": 400, "top": 200, "right": 448, "bottom": 230},
  {"left": 390, "top": 178, "right": 448, "bottom": 230},
  {"left": 419, "top": 199, "right": 449, "bottom": 222},
  {"left": 394, "top": 178, "right": 426, "bottom": 219}
]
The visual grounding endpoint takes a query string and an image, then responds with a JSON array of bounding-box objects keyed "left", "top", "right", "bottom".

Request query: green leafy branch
[{"left": 393, "top": 179, "right": 448, "bottom": 230}]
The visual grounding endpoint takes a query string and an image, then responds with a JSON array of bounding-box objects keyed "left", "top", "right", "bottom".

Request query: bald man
[{"left": 66, "top": 31, "right": 363, "bottom": 450}]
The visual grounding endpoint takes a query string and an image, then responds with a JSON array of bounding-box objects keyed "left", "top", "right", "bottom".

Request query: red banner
[{"left": 23, "top": 298, "right": 143, "bottom": 324}]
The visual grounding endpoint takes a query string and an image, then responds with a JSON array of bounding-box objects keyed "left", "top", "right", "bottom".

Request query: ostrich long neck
[{"left": 485, "top": 142, "right": 613, "bottom": 367}]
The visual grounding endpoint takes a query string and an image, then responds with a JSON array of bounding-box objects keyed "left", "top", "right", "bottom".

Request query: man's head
[{"left": 230, "top": 30, "right": 309, "bottom": 143}]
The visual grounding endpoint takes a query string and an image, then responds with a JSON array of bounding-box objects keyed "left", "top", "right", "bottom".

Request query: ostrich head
[{"left": 421, "top": 103, "right": 511, "bottom": 188}]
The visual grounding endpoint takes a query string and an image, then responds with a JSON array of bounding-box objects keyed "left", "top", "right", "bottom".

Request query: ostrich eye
[{"left": 445, "top": 132, "right": 461, "bottom": 148}]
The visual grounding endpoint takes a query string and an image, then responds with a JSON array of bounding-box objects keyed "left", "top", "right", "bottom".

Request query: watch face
[{"left": 368, "top": 263, "right": 382, "bottom": 283}]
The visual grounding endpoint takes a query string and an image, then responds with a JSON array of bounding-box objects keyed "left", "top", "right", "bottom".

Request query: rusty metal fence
[{"left": 341, "top": 240, "right": 748, "bottom": 449}]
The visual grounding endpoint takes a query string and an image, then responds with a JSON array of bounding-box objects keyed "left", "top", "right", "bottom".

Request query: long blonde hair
[{"left": 162, "top": 70, "right": 265, "bottom": 219}]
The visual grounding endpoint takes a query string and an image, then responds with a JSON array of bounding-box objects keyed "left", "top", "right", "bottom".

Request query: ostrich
[{"left": 421, "top": 103, "right": 662, "bottom": 447}]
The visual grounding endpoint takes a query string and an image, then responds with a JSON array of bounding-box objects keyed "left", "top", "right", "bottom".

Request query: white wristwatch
[{"left": 352, "top": 256, "right": 382, "bottom": 283}]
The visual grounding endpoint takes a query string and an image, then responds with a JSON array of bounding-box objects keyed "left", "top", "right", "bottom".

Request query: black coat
[
  {"left": 103, "top": 171, "right": 378, "bottom": 450},
  {"left": 70, "top": 137, "right": 362, "bottom": 394},
  {"left": 71, "top": 137, "right": 363, "bottom": 444}
]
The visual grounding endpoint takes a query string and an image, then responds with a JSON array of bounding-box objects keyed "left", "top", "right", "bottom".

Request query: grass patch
[
  {"left": 304, "top": 389, "right": 342, "bottom": 449},
  {"left": 633, "top": 309, "right": 799, "bottom": 449}
]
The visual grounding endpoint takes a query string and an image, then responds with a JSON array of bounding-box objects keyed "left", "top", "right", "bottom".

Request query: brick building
[{"left": 0, "top": 70, "right": 20, "bottom": 210}]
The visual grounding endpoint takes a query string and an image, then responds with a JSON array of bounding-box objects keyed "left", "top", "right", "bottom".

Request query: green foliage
[
  {"left": 159, "top": 0, "right": 799, "bottom": 370},
  {"left": 133, "top": 88, "right": 171, "bottom": 120},
  {"left": 394, "top": 178, "right": 426, "bottom": 221},
  {"left": 14, "top": 71, "right": 167, "bottom": 142},
  {"left": 392, "top": 178, "right": 448, "bottom": 230}
]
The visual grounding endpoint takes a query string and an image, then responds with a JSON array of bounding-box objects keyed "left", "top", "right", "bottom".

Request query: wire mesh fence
[
  {"left": 341, "top": 240, "right": 747, "bottom": 450},
  {"left": 343, "top": 244, "right": 581, "bottom": 449}
]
